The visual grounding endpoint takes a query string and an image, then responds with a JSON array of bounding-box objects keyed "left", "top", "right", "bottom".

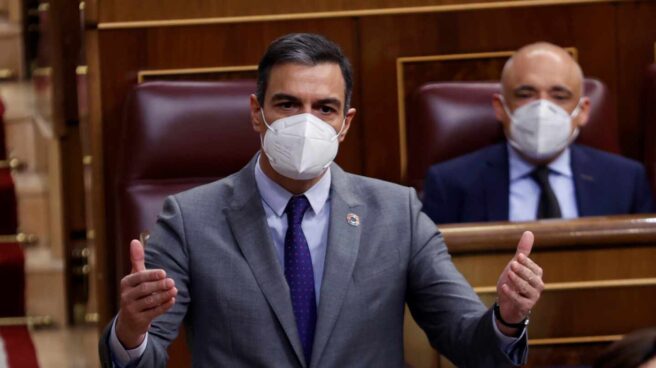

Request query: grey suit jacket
[{"left": 100, "top": 156, "right": 527, "bottom": 367}]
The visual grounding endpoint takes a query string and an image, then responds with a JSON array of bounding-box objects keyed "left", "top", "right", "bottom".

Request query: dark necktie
[
  {"left": 284, "top": 195, "right": 317, "bottom": 364},
  {"left": 530, "top": 166, "right": 562, "bottom": 219}
]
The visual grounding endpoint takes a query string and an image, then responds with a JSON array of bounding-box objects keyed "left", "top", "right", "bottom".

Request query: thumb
[
  {"left": 130, "top": 239, "right": 146, "bottom": 273},
  {"left": 515, "top": 231, "right": 534, "bottom": 258}
]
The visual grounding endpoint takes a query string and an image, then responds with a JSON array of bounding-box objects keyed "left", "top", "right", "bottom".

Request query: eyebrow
[
  {"left": 315, "top": 98, "right": 342, "bottom": 109},
  {"left": 270, "top": 94, "right": 343, "bottom": 109},
  {"left": 270, "top": 93, "right": 301, "bottom": 103},
  {"left": 513, "top": 84, "right": 574, "bottom": 96},
  {"left": 513, "top": 85, "right": 538, "bottom": 94},
  {"left": 549, "top": 85, "right": 573, "bottom": 96}
]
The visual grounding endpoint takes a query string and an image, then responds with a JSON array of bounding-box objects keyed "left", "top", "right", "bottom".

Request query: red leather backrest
[
  {"left": 642, "top": 64, "right": 656, "bottom": 195},
  {"left": 406, "top": 78, "right": 619, "bottom": 190},
  {"left": 114, "top": 80, "right": 260, "bottom": 281}
]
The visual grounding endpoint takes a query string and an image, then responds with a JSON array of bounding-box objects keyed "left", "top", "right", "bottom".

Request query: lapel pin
[{"left": 346, "top": 213, "right": 360, "bottom": 227}]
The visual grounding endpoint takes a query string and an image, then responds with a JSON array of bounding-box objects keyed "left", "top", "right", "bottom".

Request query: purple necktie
[{"left": 284, "top": 195, "right": 317, "bottom": 364}]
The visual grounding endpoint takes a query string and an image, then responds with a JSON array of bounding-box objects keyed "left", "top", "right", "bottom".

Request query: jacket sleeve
[
  {"left": 405, "top": 187, "right": 527, "bottom": 367},
  {"left": 98, "top": 196, "right": 192, "bottom": 368},
  {"left": 631, "top": 164, "right": 656, "bottom": 213}
]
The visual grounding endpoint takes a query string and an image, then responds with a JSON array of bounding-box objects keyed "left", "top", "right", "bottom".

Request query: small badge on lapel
[{"left": 346, "top": 213, "right": 360, "bottom": 227}]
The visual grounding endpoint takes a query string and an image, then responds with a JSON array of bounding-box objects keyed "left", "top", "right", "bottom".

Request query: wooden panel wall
[
  {"left": 89, "top": 0, "right": 627, "bottom": 24},
  {"left": 82, "top": 0, "right": 656, "bottom": 346}
]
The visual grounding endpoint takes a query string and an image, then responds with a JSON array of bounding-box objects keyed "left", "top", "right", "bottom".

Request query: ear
[
  {"left": 338, "top": 107, "right": 357, "bottom": 143},
  {"left": 250, "top": 94, "right": 265, "bottom": 134},
  {"left": 574, "top": 96, "right": 591, "bottom": 128}
]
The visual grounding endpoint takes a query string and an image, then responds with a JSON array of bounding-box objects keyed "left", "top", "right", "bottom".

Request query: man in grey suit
[{"left": 101, "top": 33, "right": 544, "bottom": 367}]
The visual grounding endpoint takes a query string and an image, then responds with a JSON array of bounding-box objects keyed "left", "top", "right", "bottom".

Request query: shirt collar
[
  {"left": 507, "top": 143, "right": 573, "bottom": 181},
  {"left": 254, "top": 154, "right": 331, "bottom": 217}
]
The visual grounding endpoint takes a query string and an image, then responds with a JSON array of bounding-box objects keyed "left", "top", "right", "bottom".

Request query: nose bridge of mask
[{"left": 261, "top": 109, "right": 343, "bottom": 139}]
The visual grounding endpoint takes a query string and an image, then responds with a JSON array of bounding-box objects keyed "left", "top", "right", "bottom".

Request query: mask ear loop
[
  {"left": 498, "top": 95, "right": 515, "bottom": 122},
  {"left": 331, "top": 116, "right": 347, "bottom": 142},
  {"left": 570, "top": 98, "right": 583, "bottom": 119},
  {"left": 259, "top": 108, "right": 279, "bottom": 165},
  {"left": 260, "top": 108, "right": 276, "bottom": 133},
  {"left": 566, "top": 98, "right": 584, "bottom": 145}
]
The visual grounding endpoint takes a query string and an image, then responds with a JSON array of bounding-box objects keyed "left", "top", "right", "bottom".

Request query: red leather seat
[
  {"left": 406, "top": 79, "right": 619, "bottom": 191},
  {"left": 114, "top": 80, "right": 261, "bottom": 366},
  {"left": 641, "top": 64, "right": 656, "bottom": 196}
]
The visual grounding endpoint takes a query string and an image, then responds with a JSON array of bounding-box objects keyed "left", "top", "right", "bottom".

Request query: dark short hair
[
  {"left": 256, "top": 33, "right": 353, "bottom": 114},
  {"left": 594, "top": 328, "right": 656, "bottom": 368}
]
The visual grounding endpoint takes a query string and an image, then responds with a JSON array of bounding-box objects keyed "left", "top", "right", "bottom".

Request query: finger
[
  {"left": 124, "top": 277, "right": 175, "bottom": 301},
  {"left": 498, "top": 284, "right": 532, "bottom": 319},
  {"left": 122, "top": 269, "right": 167, "bottom": 288},
  {"left": 515, "top": 231, "right": 534, "bottom": 258},
  {"left": 130, "top": 240, "right": 147, "bottom": 273},
  {"left": 507, "top": 270, "right": 538, "bottom": 300},
  {"left": 141, "top": 297, "right": 176, "bottom": 321},
  {"left": 510, "top": 260, "right": 539, "bottom": 286},
  {"left": 517, "top": 253, "right": 543, "bottom": 278},
  {"left": 133, "top": 287, "right": 178, "bottom": 312}
]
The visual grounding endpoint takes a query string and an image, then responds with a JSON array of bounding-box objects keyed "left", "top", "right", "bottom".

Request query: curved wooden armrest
[{"left": 440, "top": 214, "right": 656, "bottom": 254}]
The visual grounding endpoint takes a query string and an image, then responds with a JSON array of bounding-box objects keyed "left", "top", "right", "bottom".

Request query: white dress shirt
[{"left": 508, "top": 144, "right": 579, "bottom": 221}]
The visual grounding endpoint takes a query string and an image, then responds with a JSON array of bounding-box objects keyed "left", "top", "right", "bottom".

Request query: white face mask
[
  {"left": 260, "top": 110, "right": 345, "bottom": 180},
  {"left": 502, "top": 98, "right": 582, "bottom": 161}
]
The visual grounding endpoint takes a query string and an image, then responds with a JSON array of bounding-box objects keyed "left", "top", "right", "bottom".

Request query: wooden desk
[{"left": 404, "top": 215, "right": 656, "bottom": 367}]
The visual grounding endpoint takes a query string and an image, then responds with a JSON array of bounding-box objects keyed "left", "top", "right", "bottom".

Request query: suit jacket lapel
[
  {"left": 484, "top": 143, "right": 510, "bottom": 221},
  {"left": 571, "top": 145, "right": 597, "bottom": 217},
  {"left": 224, "top": 156, "right": 307, "bottom": 367},
  {"left": 310, "top": 164, "right": 363, "bottom": 368}
]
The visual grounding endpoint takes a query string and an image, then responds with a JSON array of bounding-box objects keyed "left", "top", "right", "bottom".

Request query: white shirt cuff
[
  {"left": 491, "top": 309, "right": 527, "bottom": 352},
  {"left": 109, "top": 317, "right": 148, "bottom": 367}
]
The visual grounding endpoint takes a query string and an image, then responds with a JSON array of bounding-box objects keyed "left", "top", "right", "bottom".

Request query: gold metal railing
[
  {"left": 0, "top": 315, "right": 54, "bottom": 328},
  {"left": 0, "top": 233, "right": 39, "bottom": 246}
]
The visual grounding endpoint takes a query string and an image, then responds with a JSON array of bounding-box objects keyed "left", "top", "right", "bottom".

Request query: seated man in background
[{"left": 423, "top": 42, "right": 654, "bottom": 224}]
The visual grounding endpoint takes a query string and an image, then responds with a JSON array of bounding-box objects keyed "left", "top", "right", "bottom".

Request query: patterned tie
[
  {"left": 284, "top": 195, "right": 317, "bottom": 364},
  {"left": 531, "top": 165, "right": 562, "bottom": 219}
]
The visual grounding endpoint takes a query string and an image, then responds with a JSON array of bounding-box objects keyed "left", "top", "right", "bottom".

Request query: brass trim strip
[
  {"left": 85, "top": 312, "right": 99, "bottom": 323},
  {"left": 473, "top": 277, "right": 656, "bottom": 294},
  {"left": 76, "top": 65, "right": 88, "bottom": 76},
  {"left": 0, "top": 69, "right": 15, "bottom": 79},
  {"left": 0, "top": 315, "right": 54, "bottom": 328},
  {"left": 32, "top": 67, "right": 52, "bottom": 78},
  {"left": 529, "top": 334, "right": 623, "bottom": 346},
  {"left": 0, "top": 233, "right": 39, "bottom": 245},
  {"left": 137, "top": 65, "right": 258, "bottom": 83},
  {"left": 97, "top": 0, "right": 624, "bottom": 30},
  {"left": 0, "top": 157, "right": 25, "bottom": 171},
  {"left": 398, "top": 51, "right": 515, "bottom": 64}
]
